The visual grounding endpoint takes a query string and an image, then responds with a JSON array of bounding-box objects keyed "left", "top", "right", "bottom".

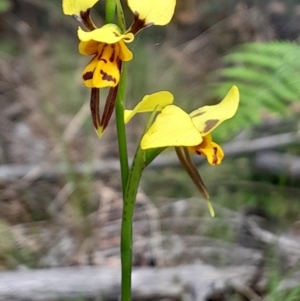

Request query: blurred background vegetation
[{"left": 1, "top": 0, "right": 300, "bottom": 300}]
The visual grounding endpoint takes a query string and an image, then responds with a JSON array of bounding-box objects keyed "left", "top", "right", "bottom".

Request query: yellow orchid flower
[
  {"left": 78, "top": 24, "right": 134, "bottom": 88},
  {"left": 63, "top": 0, "right": 177, "bottom": 87},
  {"left": 125, "top": 86, "right": 239, "bottom": 166},
  {"left": 77, "top": 0, "right": 176, "bottom": 88},
  {"left": 125, "top": 86, "right": 239, "bottom": 216},
  {"left": 64, "top": 0, "right": 176, "bottom": 88}
]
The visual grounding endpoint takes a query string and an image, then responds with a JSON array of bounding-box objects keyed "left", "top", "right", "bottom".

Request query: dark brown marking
[
  {"left": 99, "top": 58, "right": 107, "bottom": 63},
  {"left": 191, "top": 111, "right": 205, "bottom": 118},
  {"left": 100, "top": 70, "right": 116, "bottom": 83},
  {"left": 195, "top": 150, "right": 201, "bottom": 155},
  {"left": 83, "top": 71, "right": 93, "bottom": 81},
  {"left": 98, "top": 44, "right": 107, "bottom": 59},
  {"left": 109, "top": 45, "right": 116, "bottom": 63},
  {"left": 212, "top": 147, "right": 218, "bottom": 165},
  {"left": 79, "top": 9, "right": 96, "bottom": 31},
  {"left": 203, "top": 119, "right": 219, "bottom": 133},
  {"left": 128, "top": 13, "right": 147, "bottom": 35}
]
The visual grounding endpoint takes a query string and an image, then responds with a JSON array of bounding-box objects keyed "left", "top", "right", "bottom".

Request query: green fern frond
[
  {"left": 209, "top": 41, "right": 300, "bottom": 140},
  {"left": 224, "top": 52, "right": 280, "bottom": 69}
]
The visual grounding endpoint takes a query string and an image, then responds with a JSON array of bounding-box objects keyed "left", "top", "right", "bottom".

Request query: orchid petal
[
  {"left": 190, "top": 85, "right": 239, "bottom": 135},
  {"left": 62, "top": 0, "right": 99, "bottom": 16},
  {"left": 92, "top": 59, "right": 120, "bottom": 88},
  {"left": 79, "top": 40, "right": 99, "bottom": 56},
  {"left": 82, "top": 55, "right": 99, "bottom": 88},
  {"left": 118, "top": 40, "right": 133, "bottom": 61},
  {"left": 128, "top": 0, "right": 176, "bottom": 26},
  {"left": 78, "top": 24, "right": 134, "bottom": 44},
  {"left": 124, "top": 91, "right": 174, "bottom": 124},
  {"left": 189, "top": 135, "right": 224, "bottom": 166},
  {"left": 82, "top": 44, "right": 120, "bottom": 88},
  {"left": 141, "top": 105, "right": 202, "bottom": 149}
]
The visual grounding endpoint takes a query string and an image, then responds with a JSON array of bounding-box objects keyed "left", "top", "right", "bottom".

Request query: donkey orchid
[
  {"left": 125, "top": 86, "right": 239, "bottom": 165},
  {"left": 125, "top": 86, "right": 239, "bottom": 215},
  {"left": 78, "top": 25, "right": 134, "bottom": 88}
]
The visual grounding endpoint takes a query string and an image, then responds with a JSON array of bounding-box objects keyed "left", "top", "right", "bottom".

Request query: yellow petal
[
  {"left": 82, "top": 55, "right": 99, "bottom": 88},
  {"left": 141, "top": 105, "right": 202, "bottom": 149},
  {"left": 82, "top": 44, "right": 120, "bottom": 88},
  {"left": 124, "top": 91, "right": 174, "bottom": 124},
  {"left": 200, "top": 142, "right": 224, "bottom": 166},
  {"left": 128, "top": 0, "right": 176, "bottom": 26},
  {"left": 79, "top": 40, "right": 99, "bottom": 56},
  {"left": 118, "top": 40, "right": 133, "bottom": 61},
  {"left": 93, "top": 60, "right": 120, "bottom": 88},
  {"left": 62, "top": 0, "right": 99, "bottom": 16},
  {"left": 189, "top": 135, "right": 224, "bottom": 166},
  {"left": 190, "top": 85, "right": 239, "bottom": 135},
  {"left": 92, "top": 44, "right": 120, "bottom": 88},
  {"left": 78, "top": 25, "right": 134, "bottom": 44}
]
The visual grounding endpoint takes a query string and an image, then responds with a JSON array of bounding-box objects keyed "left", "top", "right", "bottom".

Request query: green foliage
[
  {"left": 0, "top": 0, "right": 10, "bottom": 12},
  {"left": 266, "top": 268, "right": 300, "bottom": 301},
  {"left": 209, "top": 41, "right": 300, "bottom": 139}
]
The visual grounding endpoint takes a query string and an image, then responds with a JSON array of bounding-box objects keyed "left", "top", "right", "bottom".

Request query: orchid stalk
[{"left": 61, "top": 1, "right": 240, "bottom": 301}]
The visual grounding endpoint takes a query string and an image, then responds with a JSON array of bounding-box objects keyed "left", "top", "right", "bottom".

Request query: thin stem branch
[
  {"left": 115, "top": 64, "right": 129, "bottom": 193},
  {"left": 105, "top": 0, "right": 116, "bottom": 24},
  {"left": 121, "top": 147, "right": 145, "bottom": 301},
  {"left": 115, "top": 0, "right": 126, "bottom": 32}
]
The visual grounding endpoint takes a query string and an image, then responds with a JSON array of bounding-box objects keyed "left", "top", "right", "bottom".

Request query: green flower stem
[
  {"left": 121, "top": 147, "right": 145, "bottom": 301},
  {"left": 116, "top": 64, "right": 142, "bottom": 301},
  {"left": 115, "top": 0, "right": 126, "bottom": 32},
  {"left": 105, "top": 0, "right": 116, "bottom": 24},
  {"left": 120, "top": 110, "right": 159, "bottom": 301},
  {"left": 115, "top": 64, "right": 129, "bottom": 194}
]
